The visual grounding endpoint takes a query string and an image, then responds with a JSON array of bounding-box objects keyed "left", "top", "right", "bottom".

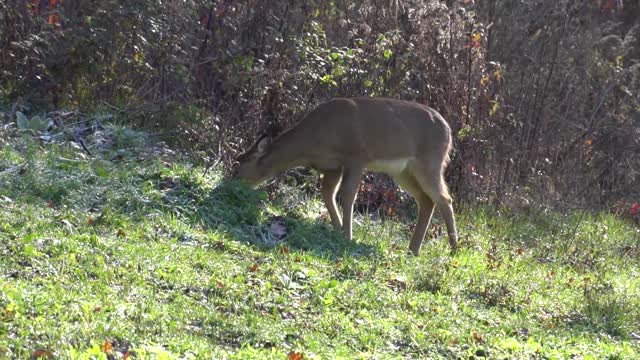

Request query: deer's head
[{"left": 235, "top": 134, "right": 273, "bottom": 186}]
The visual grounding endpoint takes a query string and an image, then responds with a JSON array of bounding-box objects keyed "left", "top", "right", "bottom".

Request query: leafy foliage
[{"left": 1, "top": 0, "right": 639, "bottom": 208}]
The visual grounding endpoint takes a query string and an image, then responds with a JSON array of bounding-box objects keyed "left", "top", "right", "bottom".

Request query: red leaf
[
  {"left": 630, "top": 203, "right": 640, "bottom": 216},
  {"left": 32, "top": 349, "right": 52, "bottom": 358},
  {"left": 288, "top": 351, "right": 304, "bottom": 360}
]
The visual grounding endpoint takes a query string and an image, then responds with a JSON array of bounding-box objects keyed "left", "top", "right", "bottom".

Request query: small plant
[{"left": 15, "top": 111, "right": 49, "bottom": 133}]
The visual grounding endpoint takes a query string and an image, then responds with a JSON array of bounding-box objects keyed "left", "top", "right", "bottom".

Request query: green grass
[{"left": 1, "top": 135, "right": 639, "bottom": 359}]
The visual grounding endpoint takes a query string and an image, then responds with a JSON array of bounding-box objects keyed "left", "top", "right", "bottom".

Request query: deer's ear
[{"left": 256, "top": 136, "right": 272, "bottom": 157}]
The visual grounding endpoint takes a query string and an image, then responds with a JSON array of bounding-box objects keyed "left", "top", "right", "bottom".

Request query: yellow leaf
[
  {"left": 493, "top": 68, "right": 503, "bottom": 81},
  {"left": 480, "top": 74, "right": 490, "bottom": 86},
  {"left": 489, "top": 100, "right": 500, "bottom": 116}
]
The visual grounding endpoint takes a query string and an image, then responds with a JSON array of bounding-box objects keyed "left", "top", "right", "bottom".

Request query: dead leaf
[
  {"left": 279, "top": 246, "right": 290, "bottom": 255},
  {"left": 61, "top": 219, "right": 74, "bottom": 230},
  {"left": 101, "top": 340, "right": 112, "bottom": 353},
  {"left": 386, "top": 275, "right": 407, "bottom": 292},
  {"left": 545, "top": 271, "right": 555, "bottom": 281},
  {"left": 249, "top": 263, "right": 259, "bottom": 272},
  {"left": 116, "top": 229, "right": 126, "bottom": 238},
  {"left": 31, "top": 349, "right": 52, "bottom": 358},
  {"left": 471, "top": 331, "right": 484, "bottom": 344},
  {"left": 545, "top": 320, "right": 555, "bottom": 329},
  {"left": 287, "top": 351, "right": 303, "bottom": 360},
  {"left": 216, "top": 280, "right": 225, "bottom": 289},
  {"left": 46, "top": 200, "right": 54, "bottom": 208}
]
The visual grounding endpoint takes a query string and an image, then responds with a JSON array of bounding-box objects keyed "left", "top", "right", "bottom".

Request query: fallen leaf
[
  {"left": 249, "top": 263, "right": 259, "bottom": 272},
  {"left": 545, "top": 271, "right": 555, "bottom": 281},
  {"left": 471, "top": 331, "right": 484, "bottom": 344},
  {"left": 117, "top": 229, "right": 126, "bottom": 237},
  {"left": 287, "top": 351, "right": 303, "bottom": 360},
  {"left": 279, "top": 246, "right": 290, "bottom": 254},
  {"left": 101, "top": 340, "right": 112, "bottom": 353},
  {"left": 386, "top": 275, "right": 407, "bottom": 292},
  {"left": 545, "top": 321, "right": 555, "bottom": 329},
  {"left": 31, "top": 349, "right": 52, "bottom": 358},
  {"left": 46, "top": 200, "right": 54, "bottom": 208},
  {"left": 61, "top": 219, "right": 74, "bottom": 230},
  {"left": 216, "top": 281, "right": 224, "bottom": 289}
]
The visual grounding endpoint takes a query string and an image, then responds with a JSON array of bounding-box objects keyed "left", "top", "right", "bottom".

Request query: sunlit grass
[{"left": 1, "top": 137, "right": 639, "bottom": 359}]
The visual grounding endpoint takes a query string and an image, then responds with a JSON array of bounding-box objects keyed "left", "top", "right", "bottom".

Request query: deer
[{"left": 235, "top": 97, "right": 457, "bottom": 256}]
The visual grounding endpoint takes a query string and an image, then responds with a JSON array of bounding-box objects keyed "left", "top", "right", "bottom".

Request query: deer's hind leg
[
  {"left": 395, "top": 171, "right": 435, "bottom": 256},
  {"left": 410, "top": 161, "right": 458, "bottom": 252},
  {"left": 339, "top": 165, "right": 365, "bottom": 241},
  {"left": 321, "top": 169, "right": 343, "bottom": 232}
]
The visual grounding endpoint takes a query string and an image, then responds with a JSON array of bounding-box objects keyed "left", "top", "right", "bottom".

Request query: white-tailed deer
[{"left": 236, "top": 97, "right": 457, "bottom": 255}]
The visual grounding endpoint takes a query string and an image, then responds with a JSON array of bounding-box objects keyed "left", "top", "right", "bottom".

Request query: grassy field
[{"left": 1, "top": 132, "right": 639, "bottom": 359}]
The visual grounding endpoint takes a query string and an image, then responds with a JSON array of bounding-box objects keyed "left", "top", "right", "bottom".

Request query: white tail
[{"left": 236, "top": 97, "right": 457, "bottom": 255}]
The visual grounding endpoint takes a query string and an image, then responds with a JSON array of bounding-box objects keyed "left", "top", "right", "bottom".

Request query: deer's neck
[{"left": 262, "top": 128, "right": 308, "bottom": 175}]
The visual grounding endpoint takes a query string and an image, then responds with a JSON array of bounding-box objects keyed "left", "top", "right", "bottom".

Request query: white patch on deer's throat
[{"left": 367, "top": 159, "right": 410, "bottom": 176}]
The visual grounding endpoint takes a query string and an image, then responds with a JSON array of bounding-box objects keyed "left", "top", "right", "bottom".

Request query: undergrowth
[{"left": 0, "top": 134, "right": 639, "bottom": 359}]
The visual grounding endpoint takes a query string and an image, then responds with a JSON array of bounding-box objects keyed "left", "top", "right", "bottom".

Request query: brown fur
[{"left": 236, "top": 97, "right": 457, "bottom": 255}]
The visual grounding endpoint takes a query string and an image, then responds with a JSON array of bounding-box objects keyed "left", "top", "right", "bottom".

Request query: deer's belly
[{"left": 366, "top": 159, "right": 410, "bottom": 176}]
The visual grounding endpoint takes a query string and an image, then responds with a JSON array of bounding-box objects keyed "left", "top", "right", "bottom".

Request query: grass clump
[{"left": 0, "top": 134, "right": 639, "bottom": 359}]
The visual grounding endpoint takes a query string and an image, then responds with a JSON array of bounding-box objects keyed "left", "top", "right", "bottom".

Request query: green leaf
[
  {"left": 320, "top": 74, "right": 337, "bottom": 87},
  {"left": 383, "top": 49, "right": 393, "bottom": 60},
  {"left": 29, "top": 115, "right": 49, "bottom": 132},
  {"left": 93, "top": 164, "right": 110, "bottom": 178},
  {"left": 16, "top": 111, "right": 28, "bottom": 130}
]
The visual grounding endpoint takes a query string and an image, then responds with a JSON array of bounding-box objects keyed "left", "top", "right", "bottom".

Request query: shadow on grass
[{"left": 195, "top": 181, "right": 380, "bottom": 260}]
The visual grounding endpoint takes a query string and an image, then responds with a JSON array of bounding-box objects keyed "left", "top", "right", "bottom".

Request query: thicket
[{"left": 1, "top": 0, "right": 639, "bottom": 213}]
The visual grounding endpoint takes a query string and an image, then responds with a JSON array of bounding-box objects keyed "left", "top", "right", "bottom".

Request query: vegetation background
[
  {"left": 1, "top": 0, "right": 640, "bottom": 359},
  {"left": 2, "top": 0, "right": 639, "bottom": 212}
]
